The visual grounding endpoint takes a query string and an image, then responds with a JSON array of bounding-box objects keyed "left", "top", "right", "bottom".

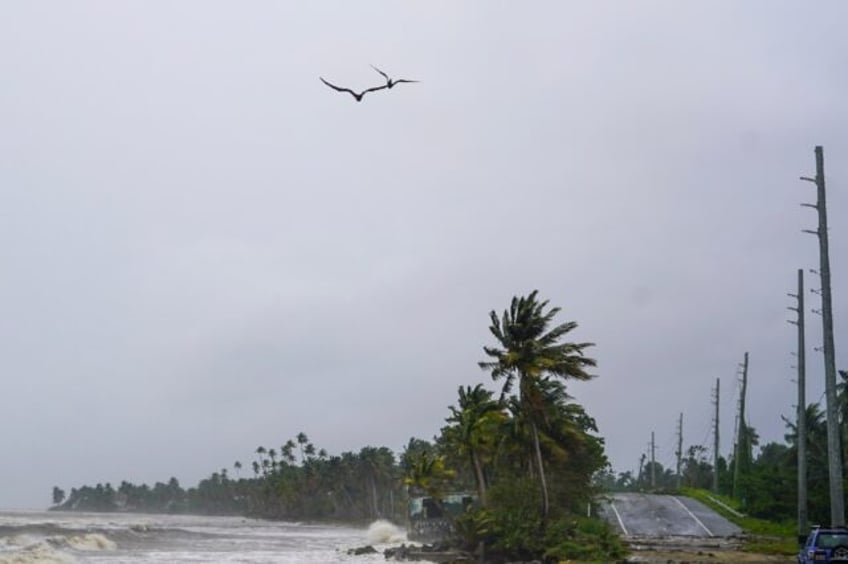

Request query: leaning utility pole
[
  {"left": 651, "top": 432, "right": 656, "bottom": 489},
  {"left": 733, "top": 353, "right": 748, "bottom": 500},
  {"left": 676, "top": 413, "right": 684, "bottom": 489},
  {"left": 788, "top": 269, "right": 808, "bottom": 536},
  {"left": 801, "top": 146, "right": 843, "bottom": 526},
  {"left": 713, "top": 378, "right": 720, "bottom": 493}
]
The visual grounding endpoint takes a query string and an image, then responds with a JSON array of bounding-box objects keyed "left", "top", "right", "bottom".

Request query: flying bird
[
  {"left": 370, "top": 65, "right": 419, "bottom": 89},
  {"left": 319, "top": 77, "right": 387, "bottom": 102}
]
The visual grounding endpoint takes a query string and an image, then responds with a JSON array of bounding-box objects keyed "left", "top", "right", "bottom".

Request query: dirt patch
[
  {"left": 626, "top": 550, "right": 793, "bottom": 562},
  {"left": 623, "top": 535, "right": 794, "bottom": 563}
]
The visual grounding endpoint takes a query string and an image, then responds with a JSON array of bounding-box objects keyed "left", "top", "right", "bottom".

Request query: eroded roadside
[{"left": 623, "top": 534, "right": 794, "bottom": 563}]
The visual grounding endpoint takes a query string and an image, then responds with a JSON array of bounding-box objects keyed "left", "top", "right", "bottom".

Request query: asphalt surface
[{"left": 599, "top": 492, "right": 743, "bottom": 538}]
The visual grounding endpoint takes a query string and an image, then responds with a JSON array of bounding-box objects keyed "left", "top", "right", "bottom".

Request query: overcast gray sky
[{"left": 1, "top": 2, "right": 847, "bottom": 509}]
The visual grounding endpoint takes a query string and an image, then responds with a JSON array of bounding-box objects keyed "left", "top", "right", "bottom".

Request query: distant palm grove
[{"left": 54, "top": 291, "right": 628, "bottom": 561}]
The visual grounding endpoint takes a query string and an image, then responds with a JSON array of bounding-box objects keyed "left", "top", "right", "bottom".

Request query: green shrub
[
  {"left": 543, "top": 517, "right": 627, "bottom": 562},
  {"left": 478, "top": 479, "right": 626, "bottom": 562},
  {"left": 452, "top": 508, "right": 495, "bottom": 551},
  {"left": 486, "top": 478, "right": 545, "bottom": 559}
]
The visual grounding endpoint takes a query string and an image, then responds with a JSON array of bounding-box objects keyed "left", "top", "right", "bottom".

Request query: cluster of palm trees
[
  {"left": 52, "top": 290, "right": 610, "bottom": 553},
  {"left": 54, "top": 477, "right": 193, "bottom": 513},
  {"left": 401, "top": 290, "right": 607, "bottom": 543},
  {"left": 54, "top": 436, "right": 408, "bottom": 520},
  {"left": 480, "top": 291, "right": 598, "bottom": 522},
  {"left": 230, "top": 434, "right": 405, "bottom": 521}
]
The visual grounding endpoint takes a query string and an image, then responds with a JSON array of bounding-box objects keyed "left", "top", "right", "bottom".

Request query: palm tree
[
  {"left": 837, "top": 370, "right": 848, "bottom": 473},
  {"left": 785, "top": 403, "right": 830, "bottom": 524},
  {"left": 358, "top": 446, "right": 396, "bottom": 518},
  {"left": 446, "top": 384, "right": 505, "bottom": 507},
  {"left": 268, "top": 449, "right": 278, "bottom": 473},
  {"left": 479, "top": 290, "right": 595, "bottom": 525},
  {"left": 404, "top": 450, "right": 456, "bottom": 501},
  {"left": 282, "top": 440, "right": 297, "bottom": 464},
  {"left": 304, "top": 443, "right": 316, "bottom": 460},
  {"left": 256, "top": 446, "right": 267, "bottom": 476},
  {"left": 296, "top": 432, "right": 309, "bottom": 463},
  {"left": 52, "top": 486, "right": 66, "bottom": 506}
]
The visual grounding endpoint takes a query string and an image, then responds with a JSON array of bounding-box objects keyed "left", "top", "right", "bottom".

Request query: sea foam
[
  {"left": 0, "top": 541, "right": 78, "bottom": 564},
  {"left": 65, "top": 534, "right": 116, "bottom": 551},
  {"left": 366, "top": 519, "right": 406, "bottom": 545}
]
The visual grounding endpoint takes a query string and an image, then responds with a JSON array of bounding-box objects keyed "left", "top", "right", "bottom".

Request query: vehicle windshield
[{"left": 816, "top": 533, "right": 848, "bottom": 548}]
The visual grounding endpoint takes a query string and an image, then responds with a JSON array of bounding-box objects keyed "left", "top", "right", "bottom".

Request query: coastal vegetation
[
  {"left": 598, "top": 385, "right": 844, "bottom": 531},
  {"left": 52, "top": 291, "right": 624, "bottom": 561},
  {"left": 54, "top": 435, "right": 409, "bottom": 521},
  {"left": 594, "top": 373, "right": 848, "bottom": 558}
]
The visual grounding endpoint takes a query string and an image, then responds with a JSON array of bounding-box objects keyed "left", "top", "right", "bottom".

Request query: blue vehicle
[{"left": 799, "top": 526, "right": 848, "bottom": 563}]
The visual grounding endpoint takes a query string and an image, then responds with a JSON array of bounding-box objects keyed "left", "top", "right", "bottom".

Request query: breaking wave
[
  {"left": 0, "top": 542, "right": 78, "bottom": 564},
  {"left": 0, "top": 532, "right": 116, "bottom": 563},
  {"left": 366, "top": 519, "right": 406, "bottom": 544},
  {"left": 59, "top": 533, "right": 117, "bottom": 551},
  {"left": 0, "top": 510, "right": 397, "bottom": 562}
]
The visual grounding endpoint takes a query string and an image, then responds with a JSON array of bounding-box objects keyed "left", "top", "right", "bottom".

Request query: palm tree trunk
[
  {"left": 471, "top": 450, "right": 488, "bottom": 507},
  {"left": 530, "top": 422, "right": 549, "bottom": 527},
  {"left": 368, "top": 475, "right": 380, "bottom": 518}
]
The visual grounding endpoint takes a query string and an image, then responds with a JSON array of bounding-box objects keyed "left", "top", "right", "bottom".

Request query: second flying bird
[{"left": 320, "top": 65, "right": 419, "bottom": 102}]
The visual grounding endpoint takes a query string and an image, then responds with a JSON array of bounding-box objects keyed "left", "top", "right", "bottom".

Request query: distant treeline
[{"left": 53, "top": 434, "right": 410, "bottom": 522}]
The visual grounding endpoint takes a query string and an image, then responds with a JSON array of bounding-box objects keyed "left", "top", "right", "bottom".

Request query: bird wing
[
  {"left": 361, "top": 84, "right": 389, "bottom": 95},
  {"left": 370, "top": 65, "right": 390, "bottom": 81},
  {"left": 320, "top": 77, "right": 357, "bottom": 96}
]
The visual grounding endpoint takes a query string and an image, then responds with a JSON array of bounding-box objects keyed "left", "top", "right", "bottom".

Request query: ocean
[{"left": 0, "top": 511, "right": 413, "bottom": 563}]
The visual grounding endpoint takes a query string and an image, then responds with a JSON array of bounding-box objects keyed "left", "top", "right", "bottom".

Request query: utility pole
[
  {"left": 801, "top": 145, "right": 843, "bottom": 526},
  {"left": 676, "top": 413, "right": 684, "bottom": 489},
  {"left": 651, "top": 432, "right": 656, "bottom": 489},
  {"left": 788, "top": 268, "right": 808, "bottom": 536},
  {"left": 713, "top": 378, "right": 720, "bottom": 493},
  {"left": 733, "top": 353, "right": 748, "bottom": 500}
]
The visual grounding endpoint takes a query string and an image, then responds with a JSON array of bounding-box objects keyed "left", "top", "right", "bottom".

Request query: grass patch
[{"left": 679, "top": 488, "right": 797, "bottom": 556}]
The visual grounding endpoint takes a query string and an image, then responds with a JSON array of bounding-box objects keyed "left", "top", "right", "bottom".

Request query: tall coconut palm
[
  {"left": 255, "top": 446, "right": 267, "bottom": 476},
  {"left": 479, "top": 290, "right": 595, "bottom": 525},
  {"left": 446, "top": 384, "right": 505, "bottom": 507},
  {"left": 296, "top": 432, "right": 309, "bottom": 463}
]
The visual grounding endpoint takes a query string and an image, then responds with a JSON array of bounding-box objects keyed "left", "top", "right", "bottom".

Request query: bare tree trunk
[
  {"left": 531, "top": 422, "right": 549, "bottom": 527},
  {"left": 471, "top": 451, "right": 488, "bottom": 507},
  {"left": 368, "top": 475, "right": 380, "bottom": 518}
]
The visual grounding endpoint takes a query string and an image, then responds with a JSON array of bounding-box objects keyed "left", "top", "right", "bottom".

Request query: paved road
[{"left": 599, "top": 492, "right": 742, "bottom": 538}]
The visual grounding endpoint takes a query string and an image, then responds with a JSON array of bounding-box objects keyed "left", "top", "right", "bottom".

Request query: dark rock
[
  {"left": 347, "top": 545, "right": 378, "bottom": 555},
  {"left": 384, "top": 542, "right": 474, "bottom": 562}
]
